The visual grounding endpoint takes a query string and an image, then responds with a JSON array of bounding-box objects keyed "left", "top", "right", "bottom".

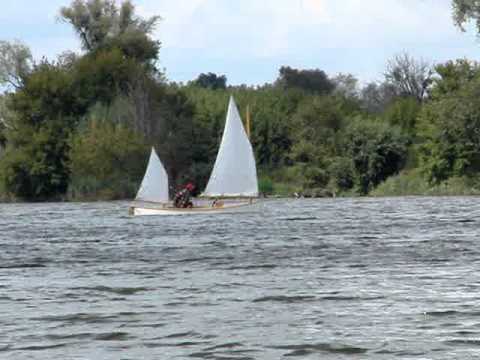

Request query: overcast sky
[{"left": 1, "top": 0, "right": 479, "bottom": 85}]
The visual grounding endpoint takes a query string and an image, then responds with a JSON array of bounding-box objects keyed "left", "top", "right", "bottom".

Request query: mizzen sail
[
  {"left": 135, "top": 147, "right": 169, "bottom": 203},
  {"left": 203, "top": 96, "right": 258, "bottom": 197}
]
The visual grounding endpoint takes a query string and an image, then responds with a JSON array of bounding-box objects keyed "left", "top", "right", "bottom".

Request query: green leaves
[
  {"left": 342, "top": 118, "right": 408, "bottom": 194},
  {"left": 60, "top": 0, "right": 160, "bottom": 60},
  {"left": 418, "top": 76, "right": 480, "bottom": 183},
  {"left": 68, "top": 119, "right": 148, "bottom": 200}
]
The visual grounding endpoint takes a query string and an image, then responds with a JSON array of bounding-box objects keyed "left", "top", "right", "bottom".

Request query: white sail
[
  {"left": 135, "top": 148, "right": 169, "bottom": 203},
  {"left": 203, "top": 96, "right": 258, "bottom": 197}
]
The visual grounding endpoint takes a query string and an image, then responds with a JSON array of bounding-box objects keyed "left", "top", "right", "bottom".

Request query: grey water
[{"left": 1, "top": 197, "right": 480, "bottom": 359}]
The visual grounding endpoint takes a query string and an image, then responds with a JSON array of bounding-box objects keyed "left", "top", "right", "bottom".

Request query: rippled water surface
[{"left": 1, "top": 197, "right": 480, "bottom": 359}]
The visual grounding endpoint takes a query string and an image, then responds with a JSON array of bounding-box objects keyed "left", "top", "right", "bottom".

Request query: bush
[
  {"left": 342, "top": 117, "right": 409, "bottom": 194},
  {"left": 258, "top": 177, "right": 274, "bottom": 195},
  {"left": 328, "top": 157, "right": 355, "bottom": 192},
  {"left": 68, "top": 119, "right": 149, "bottom": 200},
  {"left": 371, "top": 170, "right": 430, "bottom": 196}
]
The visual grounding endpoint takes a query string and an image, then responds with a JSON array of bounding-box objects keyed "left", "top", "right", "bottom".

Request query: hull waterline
[{"left": 130, "top": 200, "right": 261, "bottom": 216}]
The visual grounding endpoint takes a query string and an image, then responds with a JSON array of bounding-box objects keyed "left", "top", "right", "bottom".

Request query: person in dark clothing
[{"left": 174, "top": 183, "right": 195, "bottom": 208}]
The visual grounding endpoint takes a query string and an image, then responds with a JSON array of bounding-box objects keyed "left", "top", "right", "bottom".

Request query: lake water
[{"left": 1, "top": 197, "right": 480, "bottom": 359}]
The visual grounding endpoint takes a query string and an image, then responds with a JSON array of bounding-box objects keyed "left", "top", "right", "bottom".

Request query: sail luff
[{"left": 203, "top": 96, "right": 258, "bottom": 198}]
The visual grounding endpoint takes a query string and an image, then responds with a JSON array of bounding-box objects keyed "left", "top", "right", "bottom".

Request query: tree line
[{"left": 1, "top": 0, "right": 480, "bottom": 201}]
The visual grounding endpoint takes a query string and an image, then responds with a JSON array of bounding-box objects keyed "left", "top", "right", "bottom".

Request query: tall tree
[
  {"left": 276, "top": 66, "right": 334, "bottom": 95},
  {"left": 360, "top": 81, "right": 398, "bottom": 113},
  {"left": 452, "top": 0, "right": 480, "bottom": 31},
  {"left": 0, "top": 40, "right": 33, "bottom": 90},
  {"left": 384, "top": 52, "right": 433, "bottom": 102},
  {"left": 193, "top": 72, "right": 227, "bottom": 90},
  {"left": 60, "top": 0, "right": 161, "bottom": 60},
  {"left": 332, "top": 73, "right": 359, "bottom": 99}
]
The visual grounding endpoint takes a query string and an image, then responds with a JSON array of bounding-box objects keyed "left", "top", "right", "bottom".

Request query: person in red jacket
[{"left": 173, "top": 183, "right": 195, "bottom": 208}]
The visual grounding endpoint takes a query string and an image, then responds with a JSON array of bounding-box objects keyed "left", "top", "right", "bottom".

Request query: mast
[{"left": 245, "top": 104, "right": 251, "bottom": 139}]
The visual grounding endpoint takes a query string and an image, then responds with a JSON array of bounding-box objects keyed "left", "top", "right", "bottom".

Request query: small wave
[
  {"left": 444, "top": 339, "right": 480, "bottom": 346},
  {"left": 426, "top": 310, "right": 480, "bottom": 317},
  {"left": 189, "top": 350, "right": 255, "bottom": 359},
  {"left": 320, "top": 295, "right": 385, "bottom": 301},
  {"left": 177, "top": 257, "right": 217, "bottom": 263},
  {"left": 144, "top": 341, "right": 207, "bottom": 348},
  {"left": 253, "top": 295, "right": 316, "bottom": 303},
  {"left": 32, "top": 313, "right": 116, "bottom": 324},
  {"left": 270, "top": 343, "right": 368, "bottom": 355},
  {"left": 14, "top": 343, "right": 67, "bottom": 351},
  {"left": 95, "top": 332, "right": 131, "bottom": 341},
  {"left": 130, "top": 322, "right": 166, "bottom": 328},
  {"left": 164, "top": 331, "right": 201, "bottom": 339},
  {"left": 282, "top": 217, "right": 318, "bottom": 221},
  {"left": 0, "top": 263, "right": 46, "bottom": 269},
  {"left": 204, "top": 342, "right": 244, "bottom": 351},
  {"left": 458, "top": 219, "right": 475, "bottom": 223},
  {"left": 45, "top": 333, "right": 92, "bottom": 341},
  {"left": 226, "top": 264, "right": 277, "bottom": 270},
  {"left": 453, "top": 330, "right": 479, "bottom": 336},
  {"left": 71, "top": 286, "right": 150, "bottom": 295}
]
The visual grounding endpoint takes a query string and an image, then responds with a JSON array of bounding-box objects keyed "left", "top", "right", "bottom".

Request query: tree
[
  {"left": 419, "top": 77, "right": 480, "bottom": 183},
  {"left": 360, "top": 81, "right": 397, "bottom": 114},
  {"left": 384, "top": 52, "right": 433, "bottom": 102},
  {"left": 383, "top": 97, "right": 421, "bottom": 136},
  {"left": 60, "top": 0, "right": 160, "bottom": 63},
  {"left": 150, "top": 87, "right": 197, "bottom": 188},
  {"left": 452, "top": 0, "right": 480, "bottom": 32},
  {"left": 332, "top": 73, "right": 359, "bottom": 99},
  {"left": 342, "top": 118, "right": 408, "bottom": 194},
  {"left": 192, "top": 72, "right": 227, "bottom": 90},
  {"left": 0, "top": 119, "right": 72, "bottom": 199},
  {"left": 0, "top": 94, "right": 14, "bottom": 148},
  {"left": 276, "top": 66, "right": 334, "bottom": 95},
  {"left": 431, "top": 59, "right": 480, "bottom": 98},
  {"left": 0, "top": 40, "right": 33, "bottom": 90},
  {"left": 68, "top": 119, "right": 148, "bottom": 199}
]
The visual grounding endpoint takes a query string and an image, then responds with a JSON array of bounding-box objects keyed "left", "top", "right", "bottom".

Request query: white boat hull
[{"left": 130, "top": 199, "right": 261, "bottom": 216}]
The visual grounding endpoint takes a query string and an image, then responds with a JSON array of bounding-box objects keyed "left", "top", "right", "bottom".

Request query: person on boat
[{"left": 174, "top": 183, "right": 195, "bottom": 208}]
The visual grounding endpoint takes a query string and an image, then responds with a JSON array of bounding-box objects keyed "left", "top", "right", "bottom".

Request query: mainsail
[
  {"left": 203, "top": 96, "right": 258, "bottom": 197},
  {"left": 135, "top": 148, "right": 169, "bottom": 203}
]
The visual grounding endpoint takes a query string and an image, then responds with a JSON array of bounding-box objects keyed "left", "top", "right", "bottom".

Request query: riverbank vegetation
[{"left": 1, "top": 0, "right": 480, "bottom": 201}]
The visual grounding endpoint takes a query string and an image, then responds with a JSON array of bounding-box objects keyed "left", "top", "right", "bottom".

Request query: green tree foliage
[
  {"left": 431, "top": 59, "right": 480, "bottom": 98},
  {"left": 0, "top": 61, "right": 81, "bottom": 200},
  {"left": 68, "top": 119, "right": 148, "bottom": 199},
  {"left": 419, "top": 77, "right": 480, "bottom": 183},
  {"left": 151, "top": 87, "right": 197, "bottom": 188},
  {"left": 192, "top": 72, "right": 227, "bottom": 90},
  {"left": 288, "top": 95, "right": 360, "bottom": 189},
  {"left": 0, "top": 40, "right": 33, "bottom": 90},
  {"left": 342, "top": 118, "right": 408, "bottom": 194},
  {"left": 60, "top": 0, "right": 160, "bottom": 62},
  {"left": 276, "top": 66, "right": 334, "bottom": 95},
  {"left": 290, "top": 96, "right": 345, "bottom": 164},
  {"left": 5, "top": 1, "right": 480, "bottom": 200},
  {"left": 332, "top": 73, "right": 359, "bottom": 99},
  {"left": 0, "top": 95, "right": 11, "bottom": 147},
  {"left": 328, "top": 157, "right": 355, "bottom": 192},
  {"left": 360, "top": 81, "right": 398, "bottom": 113},
  {"left": 452, "top": 0, "right": 480, "bottom": 31},
  {"left": 0, "top": 119, "right": 72, "bottom": 199},
  {"left": 383, "top": 97, "right": 421, "bottom": 136}
]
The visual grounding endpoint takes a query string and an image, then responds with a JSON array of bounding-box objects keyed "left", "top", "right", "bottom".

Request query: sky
[{"left": 0, "top": 0, "right": 479, "bottom": 85}]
